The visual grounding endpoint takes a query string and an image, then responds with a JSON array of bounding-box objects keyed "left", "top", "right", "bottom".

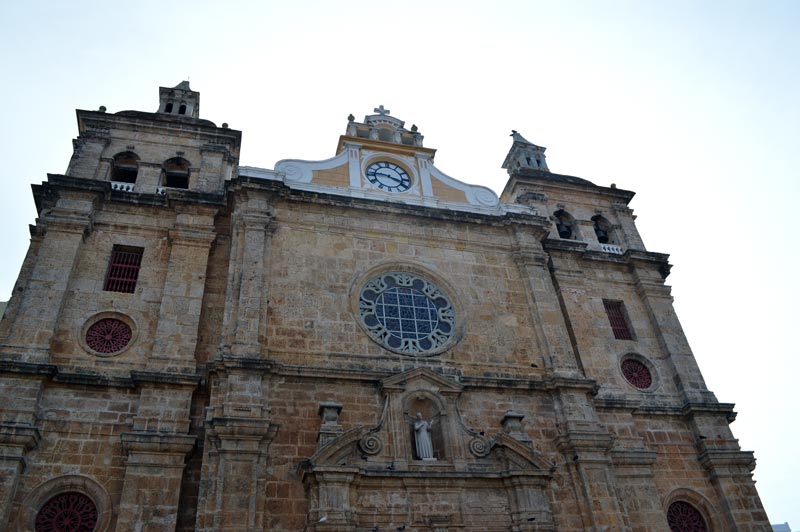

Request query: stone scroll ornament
[
  {"left": 359, "top": 272, "right": 455, "bottom": 356},
  {"left": 358, "top": 433, "right": 383, "bottom": 455},
  {"left": 468, "top": 435, "right": 491, "bottom": 457}
]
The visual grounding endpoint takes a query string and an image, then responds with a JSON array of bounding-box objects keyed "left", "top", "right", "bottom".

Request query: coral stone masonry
[{"left": 0, "top": 83, "right": 770, "bottom": 531}]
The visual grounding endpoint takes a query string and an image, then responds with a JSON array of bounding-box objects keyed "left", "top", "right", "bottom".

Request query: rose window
[
  {"left": 359, "top": 272, "right": 455, "bottom": 355},
  {"left": 667, "top": 501, "right": 707, "bottom": 532},
  {"left": 621, "top": 358, "right": 653, "bottom": 390},
  {"left": 35, "top": 492, "right": 98, "bottom": 532},
  {"left": 85, "top": 318, "right": 132, "bottom": 354}
]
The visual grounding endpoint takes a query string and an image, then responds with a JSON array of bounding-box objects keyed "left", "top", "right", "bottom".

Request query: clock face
[{"left": 365, "top": 161, "right": 411, "bottom": 192}]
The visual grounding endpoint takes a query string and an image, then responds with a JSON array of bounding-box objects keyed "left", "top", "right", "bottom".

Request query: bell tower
[
  {"left": 502, "top": 130, "right": 549, "bottom": 173},
  {"left": 157, "top": 80, "right": 199, "bottom": 118}
]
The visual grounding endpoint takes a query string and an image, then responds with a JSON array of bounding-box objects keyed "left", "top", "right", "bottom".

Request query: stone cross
[{"left": 374, "top": 105, "right": 390, "bottom": 116}]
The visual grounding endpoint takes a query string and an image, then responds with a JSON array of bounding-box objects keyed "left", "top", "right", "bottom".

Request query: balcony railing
[
  {"left": 600, "top": 243, "right": 623, "bottom": 255},
  {"left": 111, "top": 182, "right": 135, "bottom": 192}
]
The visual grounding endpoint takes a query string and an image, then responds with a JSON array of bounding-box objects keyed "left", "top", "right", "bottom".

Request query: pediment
[{"left": 380, "top": 367, "right": 462, "bottom": 395}]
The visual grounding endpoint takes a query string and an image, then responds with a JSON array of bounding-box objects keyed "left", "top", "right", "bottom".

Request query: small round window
[
  {"left": 359, "top": 272, "right": 455, "bottom": 355},
  {"left": 35, "top": 491, "right": 98, "bottom": 532},
  {"left": 667, "top": 501, "right": 708, "bottom": 532},
  {"left": 621, "top": 358, "right": 653, "bottom": 390},
  {"left": 85, "top": 318, "right": 132, "bottom": 355}
]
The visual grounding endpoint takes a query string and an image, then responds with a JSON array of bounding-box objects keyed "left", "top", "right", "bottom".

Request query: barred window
[
  {"left": 103, "top": 246, "right": 143, "bottom": 293},
  {"left": 603, "top": 300, "right": 633, "bottom": 340}
]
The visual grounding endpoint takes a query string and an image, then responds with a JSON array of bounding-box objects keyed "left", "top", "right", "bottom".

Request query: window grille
[
  {"left": 35, "top": 492, "right": 98, "bottom": 532},
  {"left": 603, "top": 300, "right": 633, "bottom": 340},
  {"left": 103, "top": 246, "right": 143, "bottom": 293}
]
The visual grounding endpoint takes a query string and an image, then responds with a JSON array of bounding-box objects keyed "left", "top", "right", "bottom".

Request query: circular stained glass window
[
  {"left": 85, "top": 318, "right": 132, "bottom": 354},
  {"left": 359, "top": 272, "right": 455, "bottom": 355},
  {"left": 35, "top": 492, "right": 98, "bottom": 532},
  {"left": 621, "top": 358, "right": 653, "bottom": 390},
  {"left": 667, "top": 501, "right": 707, "bottom": 532}
]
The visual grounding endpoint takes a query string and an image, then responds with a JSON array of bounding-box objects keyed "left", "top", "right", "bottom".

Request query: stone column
[
  {"left": 0, "top": 194, "right": 93, "bottom": 363},
  {"left": 116, "top": 432, "right": 196, "bottom": 531},
  {"left": 149, "top": 209, "right": 216, "bottom": 372}
]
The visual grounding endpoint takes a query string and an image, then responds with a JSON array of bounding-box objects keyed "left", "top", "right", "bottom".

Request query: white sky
[{"left": 1, "top": 0, "right": 798, "bottom": 527}]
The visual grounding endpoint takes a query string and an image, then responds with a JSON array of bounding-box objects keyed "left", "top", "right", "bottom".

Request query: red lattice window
[
  {"left": 622, "top": 358, "right": 653, "bottom": 389},
  {"left": 103, "top": 246, "right": 143, "bottom": 293},
  {"left": 603, "top": 300, "right": 633, "bottom": 340},
  {"left": 667, "top": 501, "right": 708, "bottom": 532},
  {"left": 35, "top": 492, "right": 98, "bottom": 532},
  {"left": 85, "top": 318, "right": 132, "bottom": 354}
]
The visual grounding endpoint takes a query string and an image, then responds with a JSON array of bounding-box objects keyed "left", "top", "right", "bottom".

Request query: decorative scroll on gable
[{"left": 238, "top": 107, "right": 514, "bottom": 216}]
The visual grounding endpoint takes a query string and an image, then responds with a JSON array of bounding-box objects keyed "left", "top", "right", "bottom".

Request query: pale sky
[{"left": 1, "top": 0, "right": 798, "bottom": 527}]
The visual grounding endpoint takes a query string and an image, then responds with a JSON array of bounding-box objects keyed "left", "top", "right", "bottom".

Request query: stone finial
[
  {"left": 318, "top": 402, "right": 343, "bottom": 425},
  {"left": 317, "top": 402, "right": 344, "bottom": 449},
  {"left": 347, "top": 113, "right": 355, "bottom": 122},
  {"left": 98, "top": 106, "right": 106, "bottom": 113},
  {"left": 501, "top": 410, "right": 531, "bottom": 444}
]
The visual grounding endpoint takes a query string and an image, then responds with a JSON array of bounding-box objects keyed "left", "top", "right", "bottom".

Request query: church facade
[{"left": 0, "top": 83, "right": 770, "bottom": 531}]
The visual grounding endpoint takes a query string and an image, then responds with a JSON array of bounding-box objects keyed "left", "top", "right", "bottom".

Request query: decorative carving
[
  {"left": 667, "top": 501, "right": 708, "bottom": 532},
  {"left": 358, "top": 272, "right": 455, "bottom": 356},
  {"left": 468, "top": 436, "right": 491, "bottom": 457},
  {"left": 358, "top": 433, "right": 383, "bottom": 455},
  {"left": 35, "top": 492, "right": 98, "bottom": 532},
  {"left": 412, "top": 413, "right": 436, "bottom": 460},
  {"left": 85, "top": 318, "right": 132, "bottom": 354}
]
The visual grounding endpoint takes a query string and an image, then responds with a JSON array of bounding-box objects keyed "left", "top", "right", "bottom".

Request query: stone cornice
[
  {"left": 231, "top": 175, "right": 550, "bottom": 229},
  {"left": 0, "top": 360, "right": 201, "bottom": 390}
]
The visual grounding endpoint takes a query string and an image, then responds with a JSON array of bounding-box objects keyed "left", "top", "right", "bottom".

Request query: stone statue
[{"left": 412, "top": 412, "right": 436, "bottom": 460}]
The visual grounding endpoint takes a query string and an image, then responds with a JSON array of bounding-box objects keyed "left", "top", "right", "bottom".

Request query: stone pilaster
[
  {"left": 0, "top": 194, "right": 94, "bottom": 363},
  {"left": 116, "top": 432, "right": 196, "bottom": 532},
  {"left": 512, "top": 225, "right": 582, "bottom": 376},
  {"left": 196, "top": 416, "right": 278, "bottom": 531},
  {"left": 503, "top": 475, "right": 554, "bottom": 531},
  {"left": 221, "top": 194, "right": 276, "bottom": 358},
  {"left": 553, "top": 384, "right": 629, "bottom": 532},
  {"left": 0, "top": 424, "right": 40, "bottom": 530},
  {"left": 688, "top": 406, "right": 771, "bottom": 531},
  {"left": 629, "top": 255, "right": 715, "bottom": 404},
  {"left": 610, "top": 449, "right": 669, "bottom": 531},
  {"left": 150, "top": 209, "right": 216, "bottom": 371}
]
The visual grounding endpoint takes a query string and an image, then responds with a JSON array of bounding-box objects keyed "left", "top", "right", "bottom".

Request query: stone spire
[
  {"left": 157, "top": 81, "right": 200, "bottom": 118},
  {"left": 502, "top": 130, "right": 549, "bottom": 174}
]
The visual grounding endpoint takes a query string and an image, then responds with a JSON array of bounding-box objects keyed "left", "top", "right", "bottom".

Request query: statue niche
[{"left": 405, "top": 395, "right": 444, "bottom": 461}]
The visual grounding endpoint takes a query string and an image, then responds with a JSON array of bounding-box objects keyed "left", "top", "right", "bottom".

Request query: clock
[{"left": 365, "top": 161, "right": 411, "bottom": 192}]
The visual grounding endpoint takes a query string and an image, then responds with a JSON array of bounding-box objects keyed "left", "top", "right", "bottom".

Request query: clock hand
[{"left": 376, "top": 171, "right": 402, "bottom": 184}]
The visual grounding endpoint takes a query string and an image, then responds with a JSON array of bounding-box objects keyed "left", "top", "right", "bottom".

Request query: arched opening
[
  {"left": 178, "top": 102, "right": 187, "bottom": 115},
  {"left": 165, "top": 101, "right": 174, "bottom": 113},
  {"left": 554, "top": 209, "right": 578, "bottom": 240},
  {"left": 592, "top": 214, "right": 615, "bottom": 244},
  {"left": 110, "top": 152, "right": 139, "bottom": 183},
  {"left": 162, "top": 157, "right": 190, "bottom": 189}
]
